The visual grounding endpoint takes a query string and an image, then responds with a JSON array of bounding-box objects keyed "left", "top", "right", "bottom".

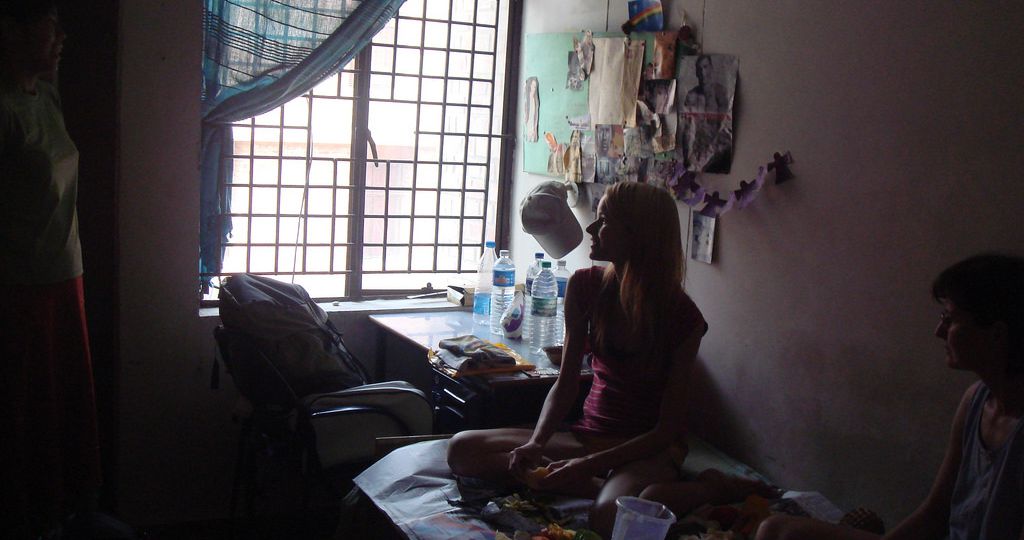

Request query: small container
[
  {"left": 543, "top": 344, "right": 563, "bottom": 366},
  {"left": 610, "top": 496, "right": 676, "bottom": 540}
]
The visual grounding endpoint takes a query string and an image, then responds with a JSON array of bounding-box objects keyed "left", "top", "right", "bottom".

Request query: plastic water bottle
[
  {"left": 554, "top": 260, "right": 570, "bottom": 344},
  {"left": 530, "top": 261, "right": 558, "bottom": 353},
  {"left": 523, "top": 252, "right": 544, "bottom": 340},
  {"left": 524, "top": 252, "right": 545, "bottom": 297},
  {"left": 472, "top": 241, "right": 496, "bottom": 326},
  {"left": 490, "top": 249, "right": 516, "bottom": 334}
]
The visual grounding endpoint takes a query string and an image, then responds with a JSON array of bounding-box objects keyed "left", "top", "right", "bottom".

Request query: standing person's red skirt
[{"left": 1, "top": 276, "right": 102, "bottom": 532}]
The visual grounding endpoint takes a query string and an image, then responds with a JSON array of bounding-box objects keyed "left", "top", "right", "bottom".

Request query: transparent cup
[{"left": 610, "top": 496, "right": 677, "bottom": 540}]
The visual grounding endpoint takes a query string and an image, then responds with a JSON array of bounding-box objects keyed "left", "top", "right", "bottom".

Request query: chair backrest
[
  {"left": 218, "top": 274, "right": 370, "bottom": 398},
  {"left": 214, "top": 325, "right": 299, "bottom": 410}
]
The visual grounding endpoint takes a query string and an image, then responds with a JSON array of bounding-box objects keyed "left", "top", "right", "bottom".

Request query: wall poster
[{"left": 677, "top": 54, "right": 738, "bottom": 174}]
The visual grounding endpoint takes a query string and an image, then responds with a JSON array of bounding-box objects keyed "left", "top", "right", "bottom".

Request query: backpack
[{"left": 216, "top": 274, "right": 370, "bottom": 402}]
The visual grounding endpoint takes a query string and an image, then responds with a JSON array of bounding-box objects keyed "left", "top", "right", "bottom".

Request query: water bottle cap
[
  {"left": 557, "top": 260, "right": 566, "bottom": 267},
  {"left": 535, "top": 252, "right": 544, "bottom": 259},
  {"left": 485, "top": 241, "right": 496, "bottom": 248},
  {"left": 541, "top": 260, "right": 552, "bottom": 268},
  {"left": 499, "top": 249, "right": 510, "bottom": 257}
]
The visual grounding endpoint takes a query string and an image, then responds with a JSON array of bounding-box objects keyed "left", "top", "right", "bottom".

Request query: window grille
[{"left": 203, "top": 0, "right": 520, "bottom": 302}]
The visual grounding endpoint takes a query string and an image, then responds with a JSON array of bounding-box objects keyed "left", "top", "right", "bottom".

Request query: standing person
[
  {"left": 447, "top": 181, "right": 713, "bottom": 537},
  {"left": 1, "top": 1, "right": 102, "bottom": 538},
  {"left": 756, "top": 254, "right": 1024, "bottom": 540}
]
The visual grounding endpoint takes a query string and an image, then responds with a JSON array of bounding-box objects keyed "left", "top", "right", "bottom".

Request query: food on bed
[
  {"left": 524, "top": 466, "right": 551, "bottom": 488},
  {"left": 537, "top": 523, "right": 575, "bottom": 540},
  {"left": 495, "top": 532, "right": 535, "bottom": 540}
]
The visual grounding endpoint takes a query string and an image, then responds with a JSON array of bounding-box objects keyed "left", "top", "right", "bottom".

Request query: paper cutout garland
[{"left": 667, "top": 151, "right": 793, "bottom": 218}]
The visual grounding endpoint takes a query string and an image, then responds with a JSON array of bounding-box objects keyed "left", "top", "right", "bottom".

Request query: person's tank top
[
  {"left": 570, "top": 266, "right": 706, "bottom": 439},
  {"left": 948, "top": 383, "right": 1024, "bottom": 540}
]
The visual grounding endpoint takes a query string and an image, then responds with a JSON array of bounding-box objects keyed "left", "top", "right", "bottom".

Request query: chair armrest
[
  {"left": 299, "top": 380, "right": 434, "bottom": 469},
  {"left": 302, "top": 380, "right": 432, "bottom": 435}
]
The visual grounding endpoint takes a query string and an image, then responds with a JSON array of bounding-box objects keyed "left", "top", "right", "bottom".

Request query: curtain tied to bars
[{"left": 200, "top": 0, "right": 404, "bottom": 293}]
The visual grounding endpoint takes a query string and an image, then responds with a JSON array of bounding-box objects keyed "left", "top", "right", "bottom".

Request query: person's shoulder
[
  {"left": 568, "top": 266, "right": 606, "bottom": 294},
  {"left": 35, "top": 81, "right": 62, "bottom": 106},
  {"left": 673, "top": 288, "right": 706, "bottom": 328},
  {"left": 572, "top": 266, "right": 604, "bottom": 280},
  {"left": 0, "top": 80, "right": 20, "bottom": 108},
  {"left": 675, "top": 288, "right": 699, "bottom": 308},
  {"left": 962, "top": 380, "right": 986, "bottom": 406}
]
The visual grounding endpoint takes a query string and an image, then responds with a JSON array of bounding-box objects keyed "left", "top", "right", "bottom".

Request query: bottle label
[
  {"left": 473, "top": 293, "right": 490, "bottom": 315},
  {"left": 556, "top": 278, "right": 568, "bottom": 298},
  {"left": 531, "top": 297, "right": 556, "bottom": 317},
  {"left": 493, "top": 269, "right": 515, "bottom": 287}
]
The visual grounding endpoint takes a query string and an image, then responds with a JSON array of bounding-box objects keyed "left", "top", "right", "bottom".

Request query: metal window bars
[{"left": 204, "top": 0, "right": 518, "bottom": 302}]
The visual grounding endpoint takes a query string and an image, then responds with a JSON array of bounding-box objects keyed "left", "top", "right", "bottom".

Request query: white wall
[{"left": 117, "top": 0, "right": 1024, "bottom": 528}]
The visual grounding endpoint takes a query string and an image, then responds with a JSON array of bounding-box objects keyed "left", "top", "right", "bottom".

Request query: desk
[{"left": 369, "top": 310, "right": 591, "bottom": 432}]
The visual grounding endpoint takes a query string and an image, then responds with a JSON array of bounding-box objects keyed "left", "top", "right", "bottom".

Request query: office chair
[{"left": 214, "top": 325, "right": 432, "bottom": 517}]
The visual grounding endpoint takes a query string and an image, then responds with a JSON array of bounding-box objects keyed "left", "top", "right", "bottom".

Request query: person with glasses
[{"left": 756, "top": 254, "right": 1024, "bottom": 540}]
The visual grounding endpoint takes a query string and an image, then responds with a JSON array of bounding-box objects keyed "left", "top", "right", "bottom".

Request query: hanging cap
[{"left": 520, "top": 181, "right": 583, "bottom": 259}]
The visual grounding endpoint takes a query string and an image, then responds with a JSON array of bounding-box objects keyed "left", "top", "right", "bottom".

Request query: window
[{"left": 202, "top": 0, "right": 519, "bottom": 301}]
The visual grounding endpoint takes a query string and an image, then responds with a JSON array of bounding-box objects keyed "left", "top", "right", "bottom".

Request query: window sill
[{"left": 199, "top": 297, "right": 463, "bottom": 318}]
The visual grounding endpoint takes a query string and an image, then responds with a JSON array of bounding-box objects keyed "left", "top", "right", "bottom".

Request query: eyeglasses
[{"left": 938, "top": 309, "right": 977, "bottom": 326}]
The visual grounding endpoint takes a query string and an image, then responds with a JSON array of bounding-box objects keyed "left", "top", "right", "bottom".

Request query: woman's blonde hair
[{"left": 593, "top": 181, "right": 685, "bottom": 355}]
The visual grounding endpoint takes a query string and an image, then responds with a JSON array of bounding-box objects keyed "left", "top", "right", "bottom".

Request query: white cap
[{"left": 520, "top": 181, "right": 583, "bottom": 259}]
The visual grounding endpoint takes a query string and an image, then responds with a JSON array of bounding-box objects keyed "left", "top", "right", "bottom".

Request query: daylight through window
[{"left": 203, "top": 0, "right": 516, "bottom": 301}]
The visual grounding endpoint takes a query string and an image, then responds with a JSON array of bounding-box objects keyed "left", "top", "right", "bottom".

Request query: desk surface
[{"left": 369, "top": 309, "right": 565, "bottom": 378}]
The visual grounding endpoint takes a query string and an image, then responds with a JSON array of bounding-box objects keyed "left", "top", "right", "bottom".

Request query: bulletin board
[{"left": 522, "top": 32, "right": 656, "bottom": 176}]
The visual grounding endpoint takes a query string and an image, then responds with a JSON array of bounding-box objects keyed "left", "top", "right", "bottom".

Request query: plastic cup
[{"left": 610, "top": 496, "right": 677, "bottom": 540}]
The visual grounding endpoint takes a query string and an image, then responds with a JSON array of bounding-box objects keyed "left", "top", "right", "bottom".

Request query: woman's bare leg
[
  {"left": 446, "top": 428, "right": 589, "bottom": 484},
  {"left": 755, "top": 514, "right": 879, "bottom": 540},
  {"left": 588, "top": 450, "right": 678, "bottom": 538},
  {"left": 640, "top": 468, "right": 780, "bottom": 517}
]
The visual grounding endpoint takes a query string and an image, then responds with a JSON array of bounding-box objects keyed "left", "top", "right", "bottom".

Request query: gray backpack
[{"left": 217, "top": 274, "right": 370, "bottom": 404}]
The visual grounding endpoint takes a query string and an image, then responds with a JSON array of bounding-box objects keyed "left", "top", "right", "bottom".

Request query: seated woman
[
  {"left": 756, "top": 253, "right": 1024, "bottom": 540},
  {"left": 447, "top": 181, "right": 762, "bottom": 536}
]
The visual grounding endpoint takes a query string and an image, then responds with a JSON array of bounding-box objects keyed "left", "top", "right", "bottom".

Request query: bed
[{"left": 349, "top": 435, "right": 845, "bottom": 540}]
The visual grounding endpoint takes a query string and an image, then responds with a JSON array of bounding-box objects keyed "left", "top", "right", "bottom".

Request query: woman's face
[
  {"left": 8, "top": 9, "right": 65, "bottom": 76},
  {"left": 935, "top": 300, "right": 1002, "bottom": 373},
  {"left": 585, "top": 197, "right": 629, "bottom": 264}
]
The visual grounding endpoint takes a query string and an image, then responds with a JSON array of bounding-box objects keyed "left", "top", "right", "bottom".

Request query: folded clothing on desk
[{"left": 434, "top": 335, "right": 533, "bottom": 376}]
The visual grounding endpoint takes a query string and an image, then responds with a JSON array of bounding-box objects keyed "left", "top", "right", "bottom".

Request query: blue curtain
[{"left": 200, "top": 0, "right": 404, "bottom": 293}]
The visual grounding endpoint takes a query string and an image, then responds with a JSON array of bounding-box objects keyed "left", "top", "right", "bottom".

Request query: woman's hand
[
  {"left": 508, "top": 441, "right": 545, "bottom": 479},
  {"left": 535, "top": 457, "right": 599, "bottom": 490}
]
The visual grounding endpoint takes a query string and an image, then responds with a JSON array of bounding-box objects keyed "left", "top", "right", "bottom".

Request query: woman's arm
[
  {"left": 541, "top": 324, "right": 703, "bottom": 486},
  {"left": 882, "top": 381, "right": 976, "bottom": 540},
  {"left": 509, "top": 273, "right": 589, "bottom": 471}
]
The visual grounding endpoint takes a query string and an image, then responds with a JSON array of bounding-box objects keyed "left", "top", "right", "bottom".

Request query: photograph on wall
[
  {"left": 691, "top": 211, "right": 716, "bottom": 264},
  {"left": 645, "top": 159, "right": 678, "bottom": 191},
  {"left": 524, "top": 76, "right": 540, "bottom": 143},
  {"left": 544, "top": 132, "right": 565, "bottom": 175},
  {"left": 567, "top": 51, "right": 584, "bottom": 90},
  {"left": 638, "top": 79, "right": 676, "bottom": 154},
  {"left": 580, "top": 132, "right": 596, "bottom": 183},
  {"left": 594, "top": 124, "right": 625, "bottom": 184},
  {"left": 677, "top": 54, "right": 738, "bottom": 173}
]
